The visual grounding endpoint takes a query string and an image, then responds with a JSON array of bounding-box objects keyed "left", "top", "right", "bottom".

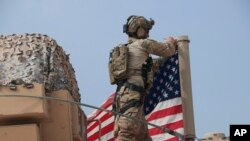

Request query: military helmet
[{"left": 123, "top": 15, "right": 154, "bottom": 37}]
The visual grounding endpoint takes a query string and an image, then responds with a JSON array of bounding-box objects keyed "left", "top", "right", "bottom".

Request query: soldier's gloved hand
[{"left": 166, "top": 36, "right": 178, "bottom": 50}]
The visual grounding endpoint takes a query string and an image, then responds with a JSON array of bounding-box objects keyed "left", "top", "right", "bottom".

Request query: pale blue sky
[{"left": 1, "top": 0, "right": 249, "bottom": 139}]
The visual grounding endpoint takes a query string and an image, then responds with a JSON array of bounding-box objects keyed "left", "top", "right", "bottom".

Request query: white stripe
[
  {"left": 88, "top": 108, "right": 99, "bottom": 118},
  {"left": 146, "top": 97, "right": 182, "bottom": 119},
  {"left": 147, "top": 113, "right": 183, "bottom": 130},
  {"left": 87, "top": 96, "right": 113, "bottom": 118},
  {"left": 151, "top": 128, "right": 184, "bottom": 141},
  {"left": 88, "top": 97, "right": 183, "bottom": 140},
  {"left": 87, "top": 105, "right": 112, "bottom": 128},
  {"left": 100, "top": 131, "right": 114, "bottom": 141},
  {"left": 87, "top": 113, "right": 114, "bottom": 137}
]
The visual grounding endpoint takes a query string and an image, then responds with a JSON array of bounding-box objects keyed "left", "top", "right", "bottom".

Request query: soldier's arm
[{"left": 142, "top": 38, "right": 176, "bottom": 57}]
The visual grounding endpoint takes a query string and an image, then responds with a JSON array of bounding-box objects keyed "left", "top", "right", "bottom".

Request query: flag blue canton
[{"left": 144, "top": 52, "right": 181, "bottom": 115}]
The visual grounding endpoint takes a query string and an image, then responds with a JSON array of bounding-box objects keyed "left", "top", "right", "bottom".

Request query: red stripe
[
  {"left": 87, "top": 122, "right": 114, "bottom": 141},
  {"left": 148, "top": 120, "right": 183, "bottom": 136},
  {"left": 87, "top": 112, "right": 113, "bottom": 132},
  {"left": 87, "top": 95, "right": 184, "bottom": 140},
  {"left": 147, "top": 104, "right": 182, "bottom": 121},
  {"left": 87, "top": 94, "right": 114, "bottom": 121}
]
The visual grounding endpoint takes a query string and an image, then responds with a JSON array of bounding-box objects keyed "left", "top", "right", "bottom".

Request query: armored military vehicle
[{"left": 0, "top": 34, "right": 87, "bottom": 141}]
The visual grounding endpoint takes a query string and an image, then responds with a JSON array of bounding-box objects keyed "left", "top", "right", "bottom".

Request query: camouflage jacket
[{"left": 126, "top": 37, "right": 176, "bottom": 87}]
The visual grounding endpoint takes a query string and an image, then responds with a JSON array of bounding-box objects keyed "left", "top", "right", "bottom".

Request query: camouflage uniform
[{"left": 114, "top": 37, "right": 176, "bottom": 141}]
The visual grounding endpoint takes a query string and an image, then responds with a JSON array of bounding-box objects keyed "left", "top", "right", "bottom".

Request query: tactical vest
[{"left": 108, "top": 44, "right": 129, "bottom": 85}]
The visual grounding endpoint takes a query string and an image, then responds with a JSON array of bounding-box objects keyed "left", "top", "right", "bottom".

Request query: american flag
[{"left": 87, "top": 52, "right": 184, "bottom": 141}]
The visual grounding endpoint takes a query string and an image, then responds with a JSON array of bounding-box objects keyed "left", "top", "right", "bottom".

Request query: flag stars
[
  {"left": 143, "top": 54, "right": 180, "bottom": 115},
  {"left": 157, "top": 96, "right": 161, "bottom": 101},
  {"left": 166, "top": 65, "right": 171, "bottom": 69},
  {"left": 175, "top": 90, "right": 180, "bottom": 95},
  {"left": 175, "top": 60, "right": 178, "bottom": 65},
  {"left": 168, "top": 75, "right": 173, "bottom": 81},
  {"left": 165, "top": 82, "right": 169, "bottom": 86},
  {"left": 171, "top": 67, "right": 176, "bottom": 72},
  {"left": 163, "top": 72, "right": 167, "bottom": 77},
  {"left": 170, "top": 57, "right": 174, "bottom": 62},
  {"left": 163, "top": 92, "right": 168, "bottom": 98},
  {"left": 149, "top": 100, "right": 153, "bottom": 105},
  {"left": 156, "top": 86, "right": 160, "bottom": 91},
  {"left": 161, "top": 89, "right": 165, "bottom": 93},
  {"left": 153, "top": 93, "right": 157, "bottom": 97},
  {"left": 174, "top": 80, "right": 179, "bottom": 85},
  {"left": 168, "top": 86, "right": 173, "bottom": 91},
  {"left": 174, "top": 70, "right": 178, "bottom": 74}
]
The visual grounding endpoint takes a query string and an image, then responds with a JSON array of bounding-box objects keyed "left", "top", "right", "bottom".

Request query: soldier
[{"left": 112, "top": 15, "right": 178, "bottom": 141}]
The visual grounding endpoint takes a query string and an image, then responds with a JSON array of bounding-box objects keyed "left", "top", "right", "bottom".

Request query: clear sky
[{"left": 1, "top": 0, "right": 249, "bottom": 139}]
